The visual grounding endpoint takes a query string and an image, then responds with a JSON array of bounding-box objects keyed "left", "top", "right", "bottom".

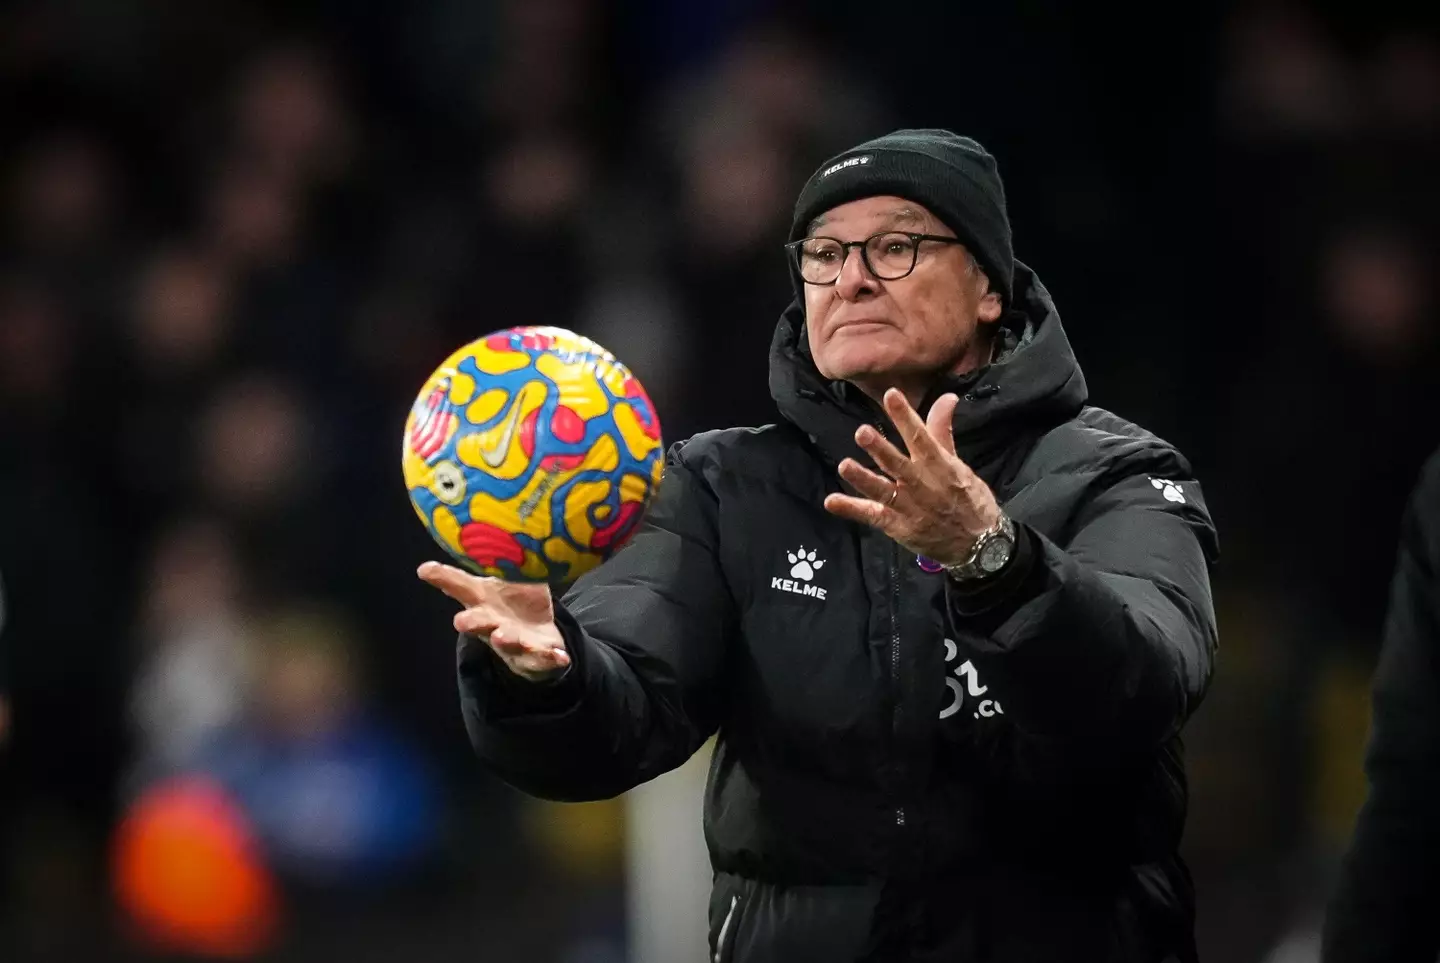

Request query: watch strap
[{"left": 944, "top": 512, "right": 1016, "bottom": 582}]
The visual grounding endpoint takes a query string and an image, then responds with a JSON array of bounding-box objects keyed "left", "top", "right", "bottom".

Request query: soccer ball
[{"left": 403, "top": 326, "right": 664, "bottom": 585}]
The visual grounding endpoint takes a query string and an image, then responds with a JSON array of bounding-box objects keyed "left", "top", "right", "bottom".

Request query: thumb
[
  {"left": 926, "top": 392, "right": 959, "bottom": 456},
  {"left": 417, "top": 561, "right": 485, "bottom": 607}
]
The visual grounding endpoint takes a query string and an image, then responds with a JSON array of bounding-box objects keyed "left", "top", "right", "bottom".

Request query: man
[
  {"left": 1323, "top": 446, "right": 1440, "bottom": 962},
  {"left": 420, "top": 129, "right": 1219, "bottom": 962}
]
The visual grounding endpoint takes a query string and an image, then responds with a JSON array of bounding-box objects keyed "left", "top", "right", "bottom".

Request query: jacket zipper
[
  {"left": 877, "top": 419, "right": 906, "bottom": 831},
  {"left": 890, "top": 540, "right": 904, "bottom": 829},
  {"left": 714, "top": 893, "right": 739, "bottom": 963}
]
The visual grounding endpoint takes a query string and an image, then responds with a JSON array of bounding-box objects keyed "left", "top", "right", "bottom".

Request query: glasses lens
[
  {"left": 866, "top": 233, "right": 918, "bottom": 280},
  {"left": 797, "top": 238, "right": 843, "bottom": 283}
]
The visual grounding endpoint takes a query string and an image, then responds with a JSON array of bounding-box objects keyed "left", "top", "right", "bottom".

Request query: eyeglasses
[{"left": 785, "top": 231, "right": 964, "bottom": 285}]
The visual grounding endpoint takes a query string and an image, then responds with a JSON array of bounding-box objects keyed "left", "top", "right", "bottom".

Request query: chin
[
  {"left": 817, "top": 323, "right": 913, "bottom": 371},
  {"left": 817, "top": 346, "right": 901, "bottom": 383}
]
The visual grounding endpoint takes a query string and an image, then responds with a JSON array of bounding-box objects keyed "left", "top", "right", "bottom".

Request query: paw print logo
[
  {"left": 1151, "top": 478, "right": 1186, "bottom": 504},
  {"left": 787, "top": 547, "right": 825, "bottom": 582}
]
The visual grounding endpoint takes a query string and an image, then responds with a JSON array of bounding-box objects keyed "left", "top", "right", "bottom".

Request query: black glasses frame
[{"left": 784, "top": 231, "right": 963, "bottom": 284}]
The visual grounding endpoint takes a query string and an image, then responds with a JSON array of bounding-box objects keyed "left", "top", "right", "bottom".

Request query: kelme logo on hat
[{"left": 820, "top": 154, "right": 871, "bottom": 178}]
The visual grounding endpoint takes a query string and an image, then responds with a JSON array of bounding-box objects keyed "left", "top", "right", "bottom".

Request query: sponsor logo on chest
[
  {"left": 940, "top": 638, "right": 1004, "bottom": 720},
  {"left": 770, "top": 546, "right": 827, "bottom": 600}
]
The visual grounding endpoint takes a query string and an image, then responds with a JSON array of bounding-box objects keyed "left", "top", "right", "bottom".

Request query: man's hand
[
  {"left": 824, "top": 387, "right": 1002, "bottom": 565},
  {"left": 417, "top": 562, "right": 571, "bottom": 683}
]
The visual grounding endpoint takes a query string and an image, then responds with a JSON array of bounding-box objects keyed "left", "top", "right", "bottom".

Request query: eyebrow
[{"left": 880, "top": 207, "right": 926, "bottom": 229}]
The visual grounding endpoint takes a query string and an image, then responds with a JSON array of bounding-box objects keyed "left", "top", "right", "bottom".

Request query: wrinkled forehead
[{"left": 806, "top": 196, "right": 941, "bottom": 237}]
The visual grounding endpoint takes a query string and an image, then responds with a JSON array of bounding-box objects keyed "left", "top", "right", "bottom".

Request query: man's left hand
[{"left": 824, "top": 388, "right": 1001, "bottom": 565}]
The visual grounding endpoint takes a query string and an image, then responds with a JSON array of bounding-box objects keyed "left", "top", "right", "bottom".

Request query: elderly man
[{"left": 420, "top": 129, "right": 1219, "bottom": 962}]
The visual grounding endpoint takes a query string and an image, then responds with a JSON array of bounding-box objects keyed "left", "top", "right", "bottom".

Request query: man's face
[{"left": 802, "top": 196, "right": 1002, "bottom": 398}]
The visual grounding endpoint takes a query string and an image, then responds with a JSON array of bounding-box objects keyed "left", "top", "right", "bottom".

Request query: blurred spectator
[
  {"left": 1321, "top": 227, "right": 1431, "bottom": 366},
  {"left": 1370, "top": 34, "right": 1440, "bottom": 133},
  {"left": 482, "top": 0, "right": 605, "bottom": 132},
  {"left": 229, "top": 44, "right": 355, "bottom": 188},
  {"left": 202, "top": 160, "right": 304, "bottom": 274},
  {"left": 127, "top": 517, "right": 253, "bottom": 782},
  {"left": 0, "top": 278, "right": 74, "bottom": 430},
  {"left": 647, "top": 16, "right": 882, "bottom": 164},
  {"left": 192, "top": 605, "right": 441, "bottom": 890},
  {"left": 655, "top": 101, "right": 797, "bottom": 436},
  {"left": 4, "top": 129, "right": 117, "bottom": 259},
  {"left": 1222, "top": 4, "right": 1357, "bottom": 139},
  {"left": 674, "top": 104, "right": 789, "bottom": 260},
  {"left": 196, "top": 372, "right": 312, "bottom": 516},
  {"left": 428, "top": 129, "right": 597, "bottom": 338},
  {"left": 189, "top": 371, "right": 359, "bottom": 610},
  {"left": 129, "top": 246, "right": 236, "bottom": 380},
  {"left": 484, "top": 133, "right": 593, "bottom": 232}
]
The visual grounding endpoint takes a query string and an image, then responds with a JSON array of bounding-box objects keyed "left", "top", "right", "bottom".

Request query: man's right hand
[{"left": 417, "top": 561, "right": 572, "bottom": 683}]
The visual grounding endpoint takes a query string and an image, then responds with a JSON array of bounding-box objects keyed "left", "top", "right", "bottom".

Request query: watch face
[{"left": 979, "top": 538, "right": 1012, "bottom": 573}]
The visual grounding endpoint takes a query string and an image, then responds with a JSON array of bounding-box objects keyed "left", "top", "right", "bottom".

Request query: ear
[{"left": 976, "top": 291, "right": 1004, "bottom": 325}]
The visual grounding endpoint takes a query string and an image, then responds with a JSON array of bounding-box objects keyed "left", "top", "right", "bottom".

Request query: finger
[
  {"left": 491, "top": 632, "right": 571, "bottom": 674},
  {"left": 838, "top": 458, "right": 899, "bottom": 503},
  {"left": 454, "top": 607, "right": 501, "bottom": 636},
  {"left": 517, "top": 646, "right": 572, "bottom": 676},
  {"left": 418, "top": 561, "right": 485, "bottom": 607},
  {"left": 489, "top": 627, "right": 566, "bottom": 659},
  {"left": 823, "top": 491, "right": 888, "bottom": 529},
  {"left": 854, "top": 423, "right": 915, "bottom": 482},
  {"left": 883, "top": 387, "right": 944, "bottom": 460},
  {"left": 495, "top": 650, "right": 569, "bottom": 683},
  {"left": 925, "top": 393, "right": 959, "bottom": 456}
]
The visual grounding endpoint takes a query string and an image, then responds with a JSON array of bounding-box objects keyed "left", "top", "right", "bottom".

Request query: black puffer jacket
[{"left": 458, "top": 263, "right": 1219, "bottom": 962}]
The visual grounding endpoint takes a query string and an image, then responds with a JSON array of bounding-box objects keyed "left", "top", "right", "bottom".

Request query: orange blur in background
[{"left": 112, "top": 777, "right": 279, "bottom": 959}]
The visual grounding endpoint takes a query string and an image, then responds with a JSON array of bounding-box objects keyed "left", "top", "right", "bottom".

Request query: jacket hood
[{"left": 769, "top": 260, "right": 1088, "bottom": 476}]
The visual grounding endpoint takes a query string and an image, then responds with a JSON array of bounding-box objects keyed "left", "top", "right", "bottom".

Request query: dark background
[{"left": 1, "top": 1, "right": 1438, "bottom": 960}]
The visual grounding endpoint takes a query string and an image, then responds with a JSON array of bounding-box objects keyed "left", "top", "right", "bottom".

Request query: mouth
[{"left": 830, "top": 318, "right": 893, "bottom": 336}]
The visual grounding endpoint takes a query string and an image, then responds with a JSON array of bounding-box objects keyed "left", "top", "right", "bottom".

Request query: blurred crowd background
[{"left": 1, "top": 1, "right": 1438, "bottom": 961}]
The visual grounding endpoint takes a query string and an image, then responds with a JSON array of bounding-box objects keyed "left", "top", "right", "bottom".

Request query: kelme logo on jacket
[{"left": 771, "top": 546, "right": 827, "bottom": 600}]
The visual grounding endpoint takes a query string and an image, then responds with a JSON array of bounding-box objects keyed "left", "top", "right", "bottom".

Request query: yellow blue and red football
[{"left": 402, "top": 326, "right": 664, "bottom": 585}]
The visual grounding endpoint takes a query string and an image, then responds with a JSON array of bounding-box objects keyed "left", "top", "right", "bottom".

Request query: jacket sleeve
[
  {"left": 456, "top": 441, "right": 734, "bottom": 802},
  {"left": 947, "top": 452, "right": 1218, "bottom": 756},
  {"left": 1322, "top": 452, "right": 1440, "bottom": 963}
]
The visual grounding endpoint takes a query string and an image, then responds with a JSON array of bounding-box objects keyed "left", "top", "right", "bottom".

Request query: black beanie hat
[{"left": 790, "top": 128, "right": 1014, "bottom": 304}]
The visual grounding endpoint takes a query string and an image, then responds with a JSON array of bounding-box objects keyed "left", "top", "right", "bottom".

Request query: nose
[{"left": 834, "top": 245, "right": 879, "bottom": 301}]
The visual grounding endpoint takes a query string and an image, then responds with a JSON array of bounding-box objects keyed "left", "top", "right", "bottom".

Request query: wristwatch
[{"left": 944, "top": 512, "right": 1017, "bottom": 582}]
